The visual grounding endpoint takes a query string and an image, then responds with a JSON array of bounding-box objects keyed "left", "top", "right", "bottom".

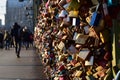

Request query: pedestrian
[
  {"left": 10, "top": 26, "right": 15, "bottom": 48},
  {"left": 11, "top": 22, "right": 22, "bottom": 58},
  {"left": 3, "top": 30, "right": 11, "bottom": 50},
  {"left": 22, "top": 26, "right": 30, "bottom": 50},
  {"left": 29, "top": 32, "right": 34, "bottom": 47},
  {"left": 0, "top": 30, "right": 4, "bottom": 49}
]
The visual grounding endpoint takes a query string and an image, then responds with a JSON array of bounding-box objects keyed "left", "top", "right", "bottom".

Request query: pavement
[{"left": 0, "top": 47, "right": 47, "bottom": 80}]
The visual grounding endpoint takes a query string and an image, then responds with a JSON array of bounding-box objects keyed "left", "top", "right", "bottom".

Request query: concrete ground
[{"left": 0, "top": 47, "right": 46, "bottom": 80}]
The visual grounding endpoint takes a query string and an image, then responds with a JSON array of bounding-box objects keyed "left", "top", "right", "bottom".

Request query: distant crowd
[{"left": 0, "top": 26, "right": 34, "bottom": 50}]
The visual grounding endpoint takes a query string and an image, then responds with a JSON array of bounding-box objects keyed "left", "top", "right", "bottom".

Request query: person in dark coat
[
  {"left": 22, "top": 26, "right": 30, "bottom": 50},
  {"left": 0, "top": 31, "right": 4, "bottom": 48},
  {"left": 11, "top": 22, "right": 22, "bottom": 58}
]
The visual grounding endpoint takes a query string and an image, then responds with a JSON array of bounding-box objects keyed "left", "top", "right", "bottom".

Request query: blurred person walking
[
  {"left": 0, "top": 31, "right": 4, "bottom": 49},
  {"left": 29, "top": 32, "right": 34, "bottom": 47},
  {"left": 22, "top": 26, "right": 30, "bottom": 50},
  {"left": 11, "top": 22, "right": 22, "bottom": 58},
  {"left": 4, "top": 30, "right": 11, "bottom": 50},
  {"left": 10, "top": 26, "right": 15, "bottom": 48}
]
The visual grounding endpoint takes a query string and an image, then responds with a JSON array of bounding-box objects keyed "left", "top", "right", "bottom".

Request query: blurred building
[
  {"left": 5, "top": 0, "right": 33, "bottom": 32},
  {"left": 33, "top": 0, "right": 42, "bottom": 28}
]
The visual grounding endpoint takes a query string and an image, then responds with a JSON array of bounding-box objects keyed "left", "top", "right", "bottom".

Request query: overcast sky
[{"left": 0, "top": 0, "right": 7, "bottom": 25}]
